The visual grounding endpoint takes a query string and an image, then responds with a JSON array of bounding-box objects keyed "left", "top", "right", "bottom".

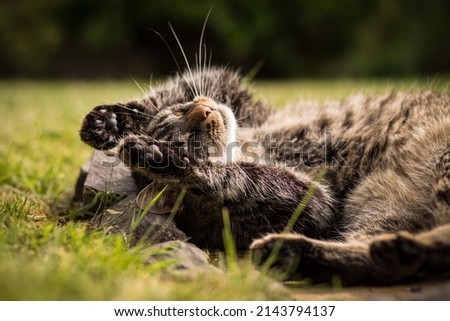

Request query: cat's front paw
[
  {"left": 119, "top": 135, "right": 189, "bottom": 174},
  {"left": 370, "top": 232, "right": 425, "bottom": 272},
  {"left": 80, "top": 104, "right": 143, "bottom": 150},
  {"left": 119, "top": 135, "right": 163, "bottom": 169}
]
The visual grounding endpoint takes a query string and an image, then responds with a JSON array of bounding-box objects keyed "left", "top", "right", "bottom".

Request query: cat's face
[{"left": 147, "top": 96, "right": 238, "bottom": 164}]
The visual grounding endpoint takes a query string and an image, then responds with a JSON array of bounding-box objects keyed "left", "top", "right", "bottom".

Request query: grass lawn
[{"left": 0, "top": 77, "right": 448, "bottom": 300}]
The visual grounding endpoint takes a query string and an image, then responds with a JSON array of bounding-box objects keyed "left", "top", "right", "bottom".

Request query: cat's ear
[{"left": 79, "top": 101, "right": 151, "bottom": 150}]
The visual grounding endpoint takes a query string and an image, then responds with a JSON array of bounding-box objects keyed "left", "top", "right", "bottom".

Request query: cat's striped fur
[{"left": 80, "top": 67, "right": 450, "bottom": 285}]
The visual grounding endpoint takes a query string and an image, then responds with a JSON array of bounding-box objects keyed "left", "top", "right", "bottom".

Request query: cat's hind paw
[{"left": 369, "top": 232, "right": 425, "bottom": 273}]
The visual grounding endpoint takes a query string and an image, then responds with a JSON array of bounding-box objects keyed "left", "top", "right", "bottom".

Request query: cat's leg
[
  {"left": 251, "top": 223, "right": 450, "bottom": 285},
  {"left": 250, "top": 234, "right": 394, "bottom": 285},
  {"left": 334, "top": 170, "right": 440, "bottom": 282},
  {"left": 80, "top": 100, "right": 153, "bottom": 150},
  {"left": 341, "top": 170, "right": 437, "bottom": 239},
  {"left": 344, "top": 138, "right": 450, "bottom": 275},
  {"left": 251, "top": 165, "right": 449, "bottom": 285},
  {"left": 118, "top": 134, "right": 190, "bottom": 179},
  {"left": 370, "top": 224, "right": 450, "bottom": 277},
  {"left": 249, "top": 230, "right": 437, "bottom": 285},
  {"left": 118, "top": 133, "right": 326, "bottom": 199},
  {"left": 118, "top": 134, "right": 336, "bottom": 245},
  {"left": 370, "top": 146, "right": 450, "bottom": 278}
]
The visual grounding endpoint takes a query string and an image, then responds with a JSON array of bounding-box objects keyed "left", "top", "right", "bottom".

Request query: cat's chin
[
  {"left": 184, "top": 97, "right": 240, "bottom": 165},
  {"left": 215, "top": 103, "right": 238, "bottom": 146},
  {"left": 191, "top": 96, "right": 238, "bottom": 146},
  {"left": 208, "top": 103, "right": 241, "bottom": 165}
]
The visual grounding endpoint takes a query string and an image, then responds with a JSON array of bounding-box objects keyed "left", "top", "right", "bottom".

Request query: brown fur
[{"left": 80, "top": 67, "right": 450, "bottom": 285}]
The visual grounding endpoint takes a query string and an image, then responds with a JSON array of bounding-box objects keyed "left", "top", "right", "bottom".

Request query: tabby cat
[{"left": 80, "top": 67, "right": 450, "bottom": 285}]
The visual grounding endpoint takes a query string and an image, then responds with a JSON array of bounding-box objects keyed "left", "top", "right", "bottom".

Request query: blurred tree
[
  {"left": 0, "top": 0, "right": 449, "bottom": 78},
  {"left": 345, "top": 0, "right": 450, "bottom": 76},
  {"left": 0, "top": 0, "right": 62, "bottom": 75}
]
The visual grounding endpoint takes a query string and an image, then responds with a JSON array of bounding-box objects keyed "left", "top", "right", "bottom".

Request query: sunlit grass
[{"left": 0, "top": 77, "right": 448, "bottom": 300}]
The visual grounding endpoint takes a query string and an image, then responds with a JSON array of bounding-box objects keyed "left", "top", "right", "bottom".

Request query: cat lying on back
[{"left": 80, "top": 67, "right": 450, "bottom": 285}]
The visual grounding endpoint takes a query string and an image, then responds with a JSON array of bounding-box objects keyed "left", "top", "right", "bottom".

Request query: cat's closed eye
[{"left": 171, "top": 104, "right": 190, "bottom": 116}]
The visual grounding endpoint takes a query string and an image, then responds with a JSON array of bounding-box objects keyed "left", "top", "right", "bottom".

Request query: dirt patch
[{"left": 289, "top": 280, "right": 450, "bottom": 300}]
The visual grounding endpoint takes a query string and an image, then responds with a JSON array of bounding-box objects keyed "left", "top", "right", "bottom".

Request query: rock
[
  {"left": 92, "top": 192, "right": 187, "bottom": 245},
  {"left": 74, "top": 151, "right": 187, "bottom": 245},
  {"left": 79, "top": 150, "right": 138, "bottom": 213},
  {"left": 84, "top": 149, "right": 138, "bottom": 195},
  {"left": 75, "top": 150, "right": 187, "bottom": 244},
  {"left": 73, "top": 150, "right": 220, "bottom": 275},
  {"left": 73, "top": 149, "right": 145, "bottom": 215},
  {"left": 143, "top": 240, "right": 222, "bottom": 276}
]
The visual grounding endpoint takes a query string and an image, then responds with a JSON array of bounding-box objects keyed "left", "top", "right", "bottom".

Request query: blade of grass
[
  {"left": 67, "top": 191, "right": 120, "bottom": 220},
  {"left": 222, "top": 207, "right": 238, "bottom": 272},
  {"left": 136, "top": 186, "right": 188, "bottom": 246},
  {"left": 130, "top": 185, "right": 168, "bottom": 233}
]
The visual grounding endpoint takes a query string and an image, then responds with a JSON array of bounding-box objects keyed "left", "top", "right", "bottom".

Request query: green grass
[{"left": 0, "top": 77, "right": 448, "bottom": 300}]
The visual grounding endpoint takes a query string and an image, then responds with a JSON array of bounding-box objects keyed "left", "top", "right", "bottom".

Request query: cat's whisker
[
  {"left": 104, "top": 99, "right": 120, "bottom": 106},
  {"left": 194, "top": 52, "right": 200, "bottom": 95},
  {"left": 130, "top": 74, "right": 147, "bottom": 97},
  {"left": 169, "top": 22, "right": 199, "bottom": 98},
  {"left": 145, "top": 74, "right": 154, "bottom": 91},
  {"left": 203, "top": 44, "right": 210, "bottom": 97},
  {"left": 152, "top": 28, "right": 198, "bottom": 99},
  {"left": 200, "top": 47, "right": 211, "bottom": 98},
  {"left": 116, "top": 103, "right": 148, "bottom": 115},
  {"left": 143, "top": 92, "right": 160, "bottom": 112},
  {"left": 235, "top": 115, "right": 251, "bottom": 125},
  {"left": 98, "top": 100, "right": 151, "bottom": 115},
  {"left": 198, "top": 9, "right": 211, "bottom": 97},
  {"left": 210, "top": 64, "right": 230, "bottom": 100},
  {"left": 203, "top": 47, "right": 214, "bottom": 98}
]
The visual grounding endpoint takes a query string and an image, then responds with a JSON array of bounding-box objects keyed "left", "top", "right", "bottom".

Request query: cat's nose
[
  {"left": 183, "top": 96, "right": 218, "bottom": 133},
  {"left": 184, "top": 105, "right": 212, "bottom": 133},
  {"left": 195, "top": 105, "right": 212, "bottom": 120}
]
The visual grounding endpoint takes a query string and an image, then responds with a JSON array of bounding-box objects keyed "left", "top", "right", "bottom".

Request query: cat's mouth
[
  {"left": 182, "top": 97, "right": 236, "bottom": 146},
  {"left": 180, "top": 97, "right": 238, "bottom": 164}
]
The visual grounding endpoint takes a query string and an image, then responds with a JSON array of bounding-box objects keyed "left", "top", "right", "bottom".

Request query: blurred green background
[{"left": 1, "top": 0, "right": 449, "bottom": 79}]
